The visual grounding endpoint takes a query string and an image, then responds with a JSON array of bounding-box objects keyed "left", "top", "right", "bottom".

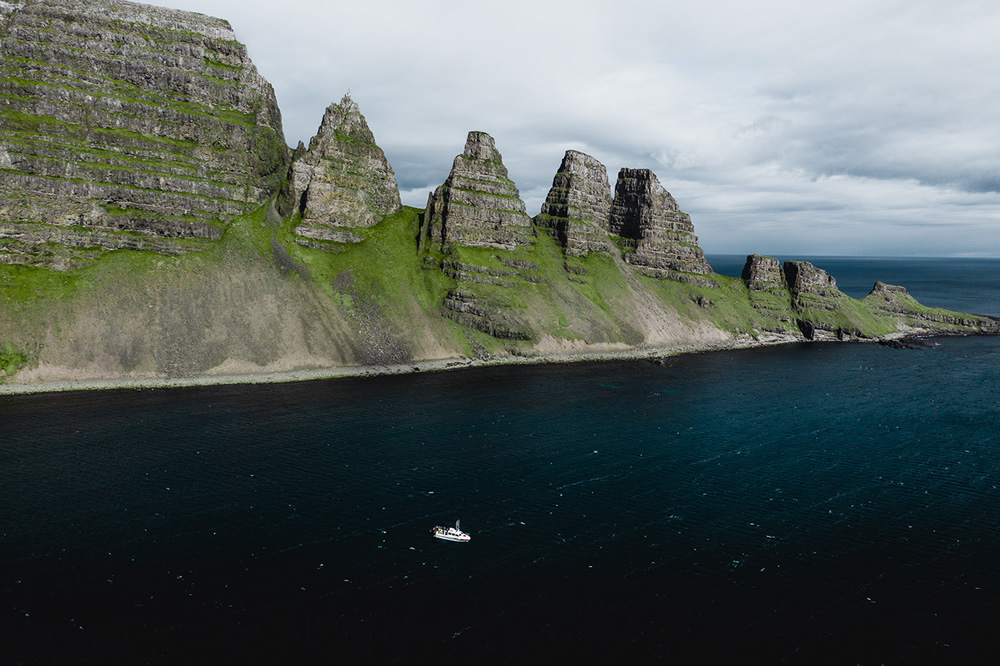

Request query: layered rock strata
[
  {"left": 288, "top": 94, "right": 401, "bottom": 245},
  {"left": 739, "top": 256, "right": 1000, "bottom": 340},
  {"left": 783, "top": 260, "right": 839, "bottom": 301},
  {"left": 534, "top": 150, "right": 612, "bottom": 256},
  {"left": 608, "top": 168, "right": 713, "bottom": 281},
  {"left": 740, "top": 254, "right": 795, "bottom": 332},
  {"left": 741, "top": 254, "right": 784, "bottom": 290},
  {"left": 782, "top": 260, "right": 844, "bottom": 337},
  {"left": 0, "top": 0, "right": 289, "bottom": 269},
  {"left": 864, "top": 282, "right": 1000, "bottom": 331},
  {"left": 422, "top": 132, "right": 533, "bottom": 250},
  {"left": 743, "top": 256, "right": 854, "bottom": 338}
]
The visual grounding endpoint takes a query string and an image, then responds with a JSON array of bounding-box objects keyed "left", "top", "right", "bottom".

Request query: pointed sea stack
[
  {"left": 608, "top": 169, "right": 713, "bottom": 282},
  {"left": 289, "top": 94, "right": 401, "bottom": 242},
  {"left": 422, "top": 132, "right": 533, "bottom": 250},
  {"left": 534, "top": 150, "right": 613, "bottom": 256}
]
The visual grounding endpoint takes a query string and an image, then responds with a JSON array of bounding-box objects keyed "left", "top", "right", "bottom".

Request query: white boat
[{"left": 431, "top": 520, "right": 471, "bottom": 542}]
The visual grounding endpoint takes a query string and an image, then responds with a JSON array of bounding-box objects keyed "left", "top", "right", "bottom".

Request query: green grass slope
[{"left": 3, "top": 205, "right": 997, "bottom": 386}]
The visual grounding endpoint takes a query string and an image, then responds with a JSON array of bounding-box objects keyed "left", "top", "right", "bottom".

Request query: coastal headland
[{"left": 2, "top": 0, "right": 997, "bottom": 394}]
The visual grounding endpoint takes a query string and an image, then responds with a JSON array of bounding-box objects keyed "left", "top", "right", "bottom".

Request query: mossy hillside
[
  {"left": 0, "top": 341, "right": 28, "bottom": 382},
  {"left": 1, "top": 201, "right": 443, "bottom": 380},
  {"left": 629, "top": 269, "right": 755, "bottom": 338},
  {"left": 861, "top": 287, "right": 996, "bottom": 333},
  {"left": 282, "top": 207, "right": 448, "bottom": 311},
  {"left": 431, "top": 231, "right": 659, "bottom": 349},
  {"left": 277, "top": 206, "right": 466, "bottom": 361},
  {"left": 503, "top": 231, "right": 642, "bottom": 345}
]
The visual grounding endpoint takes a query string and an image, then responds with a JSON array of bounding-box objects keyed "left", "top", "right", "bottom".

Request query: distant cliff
[{"left": 1, "top": 0, "right": 997, "bottom": 389}]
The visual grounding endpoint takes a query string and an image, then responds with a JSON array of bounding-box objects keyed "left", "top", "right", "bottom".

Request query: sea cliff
[{"left": 1, "top": 0, "right": 997, "bottom": 391}]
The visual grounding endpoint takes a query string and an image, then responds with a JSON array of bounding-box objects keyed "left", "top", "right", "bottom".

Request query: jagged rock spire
[
  {"left": 535, "top": 150, "right": 613, "bottom": 256},
  {"left": 290, "top": 93, "right": 401, "bottom": 235},
  {"left": 609, "top": 168, "right": 713, "bottom": 279},
  {"left": 422, "top": 131, "right": 533, "bottom": 250}
]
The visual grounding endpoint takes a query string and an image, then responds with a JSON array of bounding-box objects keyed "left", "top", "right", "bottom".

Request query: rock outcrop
[
  {"left": 742, "top": 254, "right": 784, "bottom": 291},
  {"left": 740, "top": 254, "right": 795, "bottom": 333},
  {"left": 783, "top": 261, "right": 839, "bottom": 300},
  {"left": 421, "top": 132, "right": 533, "bottom": 250},
  {"left": 534, "top": 150, "right": 612, "bottom": 256},
  {"left": 288, "top": 94, "right": 401, "bottom": 244},
  {"left": 607, "top": 169, "right": 714, "bottom": 282},
  {"left": 0, "top": 0, "right": 289, "bottom": 269},
  {"left": 737, "top": 255, "right": 1000, "bottom": 341},
  {"left": 864, "top": 282, "right": 1000, "bottom": 332}
]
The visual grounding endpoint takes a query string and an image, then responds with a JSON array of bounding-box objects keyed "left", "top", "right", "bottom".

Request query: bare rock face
[
  {"left": 422, "top": 131, "right": 533, "bottom": 250},
  {"left": 289, "top": 93, "right": 401, "bottom": 241},
  {"left": 534, "top": 150, "right": 612, "bottom": 256},
  {"left": 608, "top": 168, "right": 713, "bottom": 280},
  {"left": 783, "top": 261, "right": 838, "bottom": 296},
  {"left": 0, "top": 0, "right": 290, "bottom": 269},
  {"left": 740, "top": 254, "right": 795, "bottom": 333},
  {"left": 742, "top": 254, "right": 784, "bottom": 291}
]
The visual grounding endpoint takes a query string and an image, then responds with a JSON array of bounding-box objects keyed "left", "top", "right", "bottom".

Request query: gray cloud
[{"left": 156, "top": 0, "right": 1000, "bottom": 256}]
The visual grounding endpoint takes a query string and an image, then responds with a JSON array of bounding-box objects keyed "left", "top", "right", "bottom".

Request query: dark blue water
[{"left": 3, "top": 259, "right": 1000, "bottom": 664}]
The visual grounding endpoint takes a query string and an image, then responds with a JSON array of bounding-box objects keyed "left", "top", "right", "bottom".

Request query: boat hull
[{"left": 431, "top": 526, "right": 470, "bottom": 542}]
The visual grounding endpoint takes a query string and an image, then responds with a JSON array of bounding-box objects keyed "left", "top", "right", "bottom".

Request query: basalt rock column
[
  {"left": 783, "top": 260, "right": 852, "bottom": 339},
  {"left": 608, "top": 169, "right": 713, "bottom": 280},
  {"left": 422, "top": 132, "right": 533, "bottom": 250},
  {"left": 534, "top": 150, "right": 612, "bottom": 256},
  {"left": 0, "top": 0, "right": 290, "bottom": 269},
  {"left": 289, "top": 93, "right": 401, "bottom": 244},
  {"left": 783, "top": 261, "right": 839, "bottom": 303},
  {"left": 742, "top": 254, "right": 784, "bottom": 291},
  {"left": 740, "top": 254, "right": 796, "bottom": 333}
]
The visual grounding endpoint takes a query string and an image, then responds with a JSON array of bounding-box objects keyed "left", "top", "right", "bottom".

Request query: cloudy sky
[{"left": 157, "top": 0, "right": 1000, "bottom": 257}]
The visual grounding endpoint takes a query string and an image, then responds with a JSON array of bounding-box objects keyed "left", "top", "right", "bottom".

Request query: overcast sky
[{"left": 156, "top": 0, "right": 1000, "bottom": 257}]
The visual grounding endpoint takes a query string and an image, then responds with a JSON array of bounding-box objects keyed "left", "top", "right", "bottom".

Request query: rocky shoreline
[{"left": 0, "top": 329, "right": 958, "bottom": 397}]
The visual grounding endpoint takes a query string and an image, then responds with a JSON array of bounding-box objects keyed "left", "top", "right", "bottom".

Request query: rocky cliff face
[
  {"left": 784, "top": 260, "right": 838, "bottom": 299},
  {"left": 864, "top": 282, "right": 1000, "bottom": 332},
  {"left": 287, "top": 94, "right": 400, "bottom": 246},
  {"left": 0, "top": 0, "right": 289, "bottom": 270},
  {"left": 741, "top": 254, "right": 783, "bottom": 291},
  {"left": 608, "top": 169, "right": 714, "bottom": 282},
  {"left": 740, "top": 254, "right": 795, "bottom": 332},
  {"left": 737, "top": 255, "right": 1000, "bottom": 341},
  {"left": 421, "top": 131, "right": 533, "bottom": 250},
  {"left": 534, "top": 150, "right": 612, "bottom": 256},
  {"left": 1, "top": 0, "right": 998, "bottom": 390}
]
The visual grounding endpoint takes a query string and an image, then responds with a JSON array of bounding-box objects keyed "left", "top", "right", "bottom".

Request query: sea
[{"left": 2, "top": 256, "right": 999, "bottom": 664}]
